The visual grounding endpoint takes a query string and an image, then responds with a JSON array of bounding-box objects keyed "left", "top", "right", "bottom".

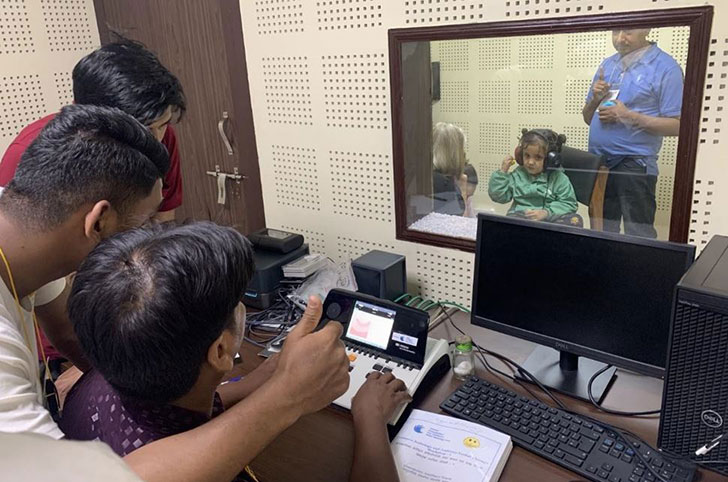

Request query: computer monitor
[{"left": 471, "top": 214, "right": 695, "bottom": 402}]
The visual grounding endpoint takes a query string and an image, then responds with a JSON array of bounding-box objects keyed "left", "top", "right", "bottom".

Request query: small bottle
[{"left": 453, "top": 334, "right": 475, "bottom": 380}]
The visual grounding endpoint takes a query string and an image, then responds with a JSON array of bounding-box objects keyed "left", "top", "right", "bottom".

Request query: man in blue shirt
[{"left": 583, "top": 29, "right": 683, "bottom": 238}]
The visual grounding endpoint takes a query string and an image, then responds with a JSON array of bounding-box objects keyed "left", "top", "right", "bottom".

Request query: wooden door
[{"left": 93, "top": 0, "right": 264, "bottom": 233}]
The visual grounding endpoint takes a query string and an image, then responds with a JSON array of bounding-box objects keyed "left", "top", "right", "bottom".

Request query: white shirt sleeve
[
  {"left": 33, "top": 277, "right": 67, "bottom": 307},
  {"left": 0, "top": 432, "right": 142, "bottom": 481},
  {"left": 0, "top": 305, "right": 63, "bottom": 439}
]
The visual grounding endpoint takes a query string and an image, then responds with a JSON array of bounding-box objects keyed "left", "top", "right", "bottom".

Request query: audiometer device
[{"left": 319, "top": 289, "right": 451, "bottom": 425}]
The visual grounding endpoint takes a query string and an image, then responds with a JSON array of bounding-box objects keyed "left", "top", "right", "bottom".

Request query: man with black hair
[
  {"left": 0, "top": 40, "right": 185, "bottom": 219},
  {"left": 61, "top": 222, "right": 408, "bottom": 482},
  {"left": 583, "top": 29, "right": 683, "bottom": 238},
  {"left": 0, "top": 39, "right": 186, "bottom": 370},
  {"left": 0, "top": 104, "right": 358, "bottom": 482},
  {"left": 0, "top": 104, "right": 168, "bottom": 438}
]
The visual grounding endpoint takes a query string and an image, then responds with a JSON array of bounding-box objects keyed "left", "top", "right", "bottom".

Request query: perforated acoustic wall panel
[
  {"left": 403, "top": 0, "right": 487, "bottom": 25},
  {"left": 477, "top": 80, "right": 509, "bottom": 114},
  {"left": 52, "top": 70, "right": 72, "bottom": 110},
  {"left": 0, "top": 74, "right": 44, "bottom": 138},
  {"left": 0, "top": 0, "right": 99, "bottom": 155},
  {"left": 240, "top": 0, "right": 728, "bottom": 309},
  {"left": 690, "top": 179, "right": 717, "bottom": 248},
  {"left": 317, "top": 0, "right": 383, "bottom": 31},
  {"left": 330, "top": 150, "right": 392, "bottom": 223},
  {"left": 505, "top": 0, "right": 606, "bottom": 18},
  {"left": 336, "top": 235, "right": 395, "bottom": 263},
  {"left": 440, "top": 39, "right": 470, "bottom": 71},
  {"left": 255, "top": 0, "right": 304, "bottom": 35},
  {"left": 41, "top": 0, "right": 95, "bottom": 52},
  {"left": 1, "top": 0, "right": 34, "bottom": 54},
  {"left": 518, "top": 35, "right": 554, "bottom": 69},
  {"left": 478, "top": 37, "right": 512, "bottom": 70},
  {"left": 516, "top": 80, "right": 553, "bottom": 115},
  {"left": 566, "top": 32, "right": 607, "bottom": 69},
  {"left": 479, "top": 122, "right": 510, "bottom": 156},
  {"left": 564, "top": 78, "right": 592, "bottom": 115},
  {"left": 262, "top": 56, "right": 313, "bottom": 126},
  {"left": 415, "top": 249, "right": 474, "bottom": 307},
  {"left": 562, "top": 124, "right": 590, "bottom": 151},
  {"left": 322, "top": 52, "right": 388, "bottom": 129},
  {"left": 271, "top": 144, "right": 320, "bottom": 211},
  {"left": 441, "top": 80, "right": 469, "bottom": 113}
]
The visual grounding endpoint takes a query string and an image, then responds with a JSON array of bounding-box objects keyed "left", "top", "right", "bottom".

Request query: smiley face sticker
[{"left": 463, "top": 436, "right": 480, "bottom": 448}]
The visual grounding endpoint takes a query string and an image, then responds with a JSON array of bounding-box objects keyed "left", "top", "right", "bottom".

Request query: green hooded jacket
[{"left": 488, "top": 166, "right": 578, "bottom": 219}]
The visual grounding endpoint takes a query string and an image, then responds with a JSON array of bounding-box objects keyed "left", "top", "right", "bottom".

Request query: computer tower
[{"left": 659, "top": 235, "right": 728, "bottom": 476}]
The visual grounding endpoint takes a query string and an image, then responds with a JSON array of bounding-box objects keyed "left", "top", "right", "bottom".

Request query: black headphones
[{"left": 515, "top": 128, "right": 567, "bottom": 170}]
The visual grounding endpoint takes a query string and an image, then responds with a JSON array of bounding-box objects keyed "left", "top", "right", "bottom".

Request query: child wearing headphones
[{"left": 488, "top": 129, "right": 580, "bottom": 225}]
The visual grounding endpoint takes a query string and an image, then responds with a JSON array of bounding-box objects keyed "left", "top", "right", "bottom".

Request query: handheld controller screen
[
  {"left": 324, "top": 290, "right": 427, "bottom": 365},
  {"left": 345, "top": 301, "right": 396, "bottom": 350}
]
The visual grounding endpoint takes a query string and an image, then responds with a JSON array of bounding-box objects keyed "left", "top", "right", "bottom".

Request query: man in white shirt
[
  {"left": 1, "top": 182, "right": 67, "bottom": 434},
  {"left": 0, "top": 275, "right": 66, "bottom": 437},
  {"left": 0, "top": 105, "right": 167, "bottom": 437},
  {"left": 0, "top": 104, "right": 351, "bottom": 481},
  {"left": 0, "top": 432, "right": 141, "bottom": 482}
]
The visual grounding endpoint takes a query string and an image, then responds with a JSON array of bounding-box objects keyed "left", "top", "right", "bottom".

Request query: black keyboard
[{"left": 440, "top": 376, "right": 696, "bottom": 482}]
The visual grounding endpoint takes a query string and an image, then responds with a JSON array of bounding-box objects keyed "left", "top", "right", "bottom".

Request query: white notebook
[{"left": 392, "top": 409, "right": 512, "bottom": 482}]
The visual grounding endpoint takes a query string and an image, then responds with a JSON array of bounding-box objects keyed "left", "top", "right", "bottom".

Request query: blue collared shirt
[{"left": 586, "top": 43, "right": 684, "bottom": 176}]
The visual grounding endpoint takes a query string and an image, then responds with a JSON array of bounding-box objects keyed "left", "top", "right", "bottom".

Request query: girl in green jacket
[{"left": 488, "top": 129, "right": 580, "bottom": 225}]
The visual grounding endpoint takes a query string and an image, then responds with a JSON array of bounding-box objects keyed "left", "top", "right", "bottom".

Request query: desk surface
[{"left": 241, "top": 312, "right": 724, "bottom": 482}]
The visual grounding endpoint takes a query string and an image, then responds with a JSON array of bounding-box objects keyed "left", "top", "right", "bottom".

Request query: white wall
[
  {"left": 239, "top": 0, "right": 728, "bottom": 308},
  {"left": 0, "top": 0, "right": 99, "bottom": 155}
]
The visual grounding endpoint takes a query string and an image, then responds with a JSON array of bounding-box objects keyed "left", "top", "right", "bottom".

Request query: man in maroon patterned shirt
[{"left": 61, "top": 222, "right": 410, "bottom": 482}]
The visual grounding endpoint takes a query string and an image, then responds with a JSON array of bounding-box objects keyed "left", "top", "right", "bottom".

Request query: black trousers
[{"left": 603, "top": 158, "right": 658, "bottom": 239}]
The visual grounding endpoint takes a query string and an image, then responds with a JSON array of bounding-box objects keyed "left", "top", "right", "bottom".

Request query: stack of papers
[
  {"left": 282, "top": 254, "right": 327, "bottom": 278},
  {"left": 392, "top": 409, "right": 512, "bottom": 482}
]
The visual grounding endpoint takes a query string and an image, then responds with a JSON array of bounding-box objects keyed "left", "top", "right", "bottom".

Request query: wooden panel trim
[
  {"left": 669, "top": 7, "right": 713, "bottom": 243},
  {"left": 219, "top": 0, "right": 265, "bottom": 234},
  {"left": 92, "top": 0, "right": 111, "bottom": 44},
  {"left": 389, "top": 28, "right": 410, "bottom": 250}
]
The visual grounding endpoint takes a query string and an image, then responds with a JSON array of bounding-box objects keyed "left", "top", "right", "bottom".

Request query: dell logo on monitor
[
  {"left": 701, "top": 410, "right": 724, "bottom": 429},
  {"left": 554, "top": 342, "right": 569, "bottom": 351}
]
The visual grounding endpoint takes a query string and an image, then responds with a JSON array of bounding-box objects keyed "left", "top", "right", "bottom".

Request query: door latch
[{"left": 206, "top": 165, "right": 246, "bottom": 205}]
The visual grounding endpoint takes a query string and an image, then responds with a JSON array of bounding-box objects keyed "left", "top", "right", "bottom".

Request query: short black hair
[
  {"left": 69, "top": 222, "right": 255, "bottom": 403},
  {"left": 519, "top": 128, "right": 566, "bottom": 156},
  {"left": 73, "top": 39, "right": 186, "bottom": 125},
  {"left": 0, "top": 104, "right": 169, "bottom": 229}
]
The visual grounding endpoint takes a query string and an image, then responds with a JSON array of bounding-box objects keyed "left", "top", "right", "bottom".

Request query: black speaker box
[
  {"left": 351, "top": 250, "right": 406, "bottom": 301},
  {"left": 659, "top": 235, "right": 728, "bottom": 476}
]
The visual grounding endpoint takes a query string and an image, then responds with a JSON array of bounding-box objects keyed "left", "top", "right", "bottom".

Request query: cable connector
[{"left": 696, "top": 434, "right": 723, "bottom": 456}]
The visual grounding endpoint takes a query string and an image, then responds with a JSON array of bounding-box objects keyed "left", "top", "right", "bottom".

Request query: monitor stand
[{"left": 515, "top": 346, "right": 617, "bottom": 404}]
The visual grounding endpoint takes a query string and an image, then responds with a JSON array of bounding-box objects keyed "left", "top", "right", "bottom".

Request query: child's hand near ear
[
  {"left": 456, "top": 174, "right": 469, "bottom": 201},
  {"left": 501, "top": 156, "right": 515, "bottom": 173}
]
